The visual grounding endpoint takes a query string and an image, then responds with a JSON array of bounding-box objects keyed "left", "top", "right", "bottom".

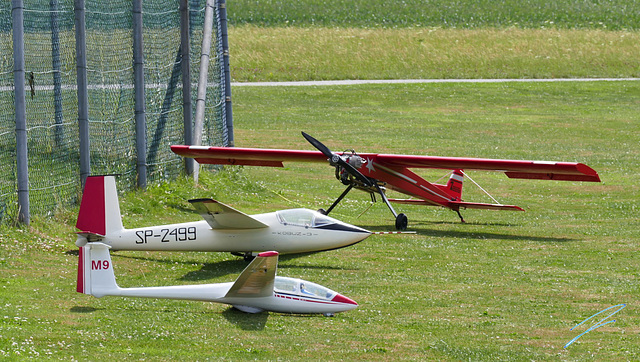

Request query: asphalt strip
[{"left": 232, "top": 78, "right": 640, "bottom": 87}]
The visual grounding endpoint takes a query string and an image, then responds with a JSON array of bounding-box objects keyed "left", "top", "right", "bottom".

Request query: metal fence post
[
  {"left": 75, "top": 0, "right": 90, "bottom": 188},
  {"left": 12, "top": 0, "right": 29, "bottom": 225},
  {"left": 50, "top": 0, "right": 64, "bottom": 149},
  {"left": 132, "top": 0, "right": 147, "bottom": 189},
  {"left": 218, "top": 0, "right": 233, "bottom": 147},
  {"left": 192, "top": 0, "right": 215, "bottom": 182},
  {"left": 180, "top": 0, "right": 194, "bottom": 174},
  {"left": 194, "top": 0, "right": 215, "bottom": 149}
]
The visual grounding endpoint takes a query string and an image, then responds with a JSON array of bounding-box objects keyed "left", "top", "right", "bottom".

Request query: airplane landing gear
[
  {"left": 232, "top": 252, "right": 256, "bottom": 262},
  {"left": 243, "top": 252, "right": 255, "bottom": 262},
  {"left": 395, "top": 213, "right": 408, "bottom": 230}
]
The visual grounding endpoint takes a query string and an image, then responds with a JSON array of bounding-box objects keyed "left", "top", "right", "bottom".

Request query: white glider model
[
  {"left": 77, "top": 243, "right": 358, "bottom": 315},
  {"left": 75, "top": 175, "right": 371, "bottom": 260}
]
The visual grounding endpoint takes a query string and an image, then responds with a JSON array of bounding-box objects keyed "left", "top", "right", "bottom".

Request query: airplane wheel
[
  {"left": 395, "top": 213, "right": 408, "bottom": 230},
  {"left": 318, "top": 208, "right": 327, "bottom": 215}
]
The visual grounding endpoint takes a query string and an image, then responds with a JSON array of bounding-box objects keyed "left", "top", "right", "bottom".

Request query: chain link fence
[{"left": 0, "top": 0, "right": 230, "bottom": 224}]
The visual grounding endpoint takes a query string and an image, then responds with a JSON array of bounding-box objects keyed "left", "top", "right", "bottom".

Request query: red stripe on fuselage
[{"left": 275, "top": 292, "right": 355, "bottom": 306}]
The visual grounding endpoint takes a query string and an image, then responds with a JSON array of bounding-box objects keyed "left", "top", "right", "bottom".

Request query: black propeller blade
[
  {"left": 302, "top": 131, "right": 333, "bottom": 159},
  {"left": 301, "top": 132, "right": 373, "bottom": 187}
]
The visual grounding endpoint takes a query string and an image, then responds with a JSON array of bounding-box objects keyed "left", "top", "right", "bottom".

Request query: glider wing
[
  {"left": 189, "top": 198, "right": 269, "bottom": 229},
  {"left": 225, "top": 251, "right": 278, "bottom": 298}
]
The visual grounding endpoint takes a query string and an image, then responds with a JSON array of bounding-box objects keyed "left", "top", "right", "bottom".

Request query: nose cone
[
  {"left": 315, "top": 214, "right": 371, "bottom": 236},
  {"left": 341, "top": 223, "right": 371, "bottom": 235},
  {"left": 331, "top": 293, "right": 358, "bottom": 310},
  {"left": 316, "top": 220, "right": 371, "bottom": 247},
  {"left": 324, "top": 222, "right": 371, "bottom": 236}
]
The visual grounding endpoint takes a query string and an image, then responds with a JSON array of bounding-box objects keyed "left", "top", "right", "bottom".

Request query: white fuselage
[
  {"left": 89, "top": 211, "right": 370, "bottom": 254},
  {"left": 99, "top": 278, "right": 358, "bottom": 315}
]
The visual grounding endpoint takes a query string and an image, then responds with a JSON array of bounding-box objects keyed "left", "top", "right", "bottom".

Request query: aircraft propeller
[
  {"left": 301, "top": 131, "right": 408, "bottom": 230},
  {"left": 301, "top": 132, "right": 373, "bottom": 187}
]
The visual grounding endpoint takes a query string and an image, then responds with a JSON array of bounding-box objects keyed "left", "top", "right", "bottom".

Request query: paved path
[{"left": 4, "top": 78, "right": 636, "bottom": 92}]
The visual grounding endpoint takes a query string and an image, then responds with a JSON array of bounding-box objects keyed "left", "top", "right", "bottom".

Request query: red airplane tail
[
  {"left": 75, "top": 175, "right": 124, "bottom": 246},
  {"left": 436, "top": 169, "right": 464, "bottom": 201}
]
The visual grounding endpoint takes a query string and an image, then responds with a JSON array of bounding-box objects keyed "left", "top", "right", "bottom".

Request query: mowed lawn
[{"left": 1, "top": 80, "right": 638, "bottom": 360}]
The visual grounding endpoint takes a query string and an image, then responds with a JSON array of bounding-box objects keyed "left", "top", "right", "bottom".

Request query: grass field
[
  {"left": 229, "top": 27, "right": 640, "bottom": 81},
  {"left": 1, "top": 80, "right": 638, "bottom": 360},
  {"left": 226, "top": 0, "right": 640, "bottom": 82},
  {"left": 227, "top": 0, "right": 640, "bottom": 30}
]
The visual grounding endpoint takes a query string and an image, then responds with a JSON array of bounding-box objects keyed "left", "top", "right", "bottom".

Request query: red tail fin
[
  {"left": 76, "top": 176, "right": 106, "bottom": 235},
  {"left": 75, "top": 175, "right": 123, "bottom": 237},
  {"left": 445, "top": 170, "right": 464, "bottom": 201}
]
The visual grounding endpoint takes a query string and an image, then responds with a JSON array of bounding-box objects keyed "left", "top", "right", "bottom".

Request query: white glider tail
[
  {"left": 76, "top": 242, "right": 120, "bottom": 298},
  {"left": 76, "top": 243, "right": 357, "bottom": 315}
]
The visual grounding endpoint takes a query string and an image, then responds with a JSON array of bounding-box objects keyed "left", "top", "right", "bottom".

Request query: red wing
[
  {"left": 171, "top": 145, "right": 600, "bottom": 182},
  {"left": 374, "top": 154, "right": 601, "bottom": 182},
  {"left": 170, "top": 145, "right": 328, "bottom": 167}
]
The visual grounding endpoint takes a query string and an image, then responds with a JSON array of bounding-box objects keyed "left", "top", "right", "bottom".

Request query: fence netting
[{"left": 0, "top": 0, "right": 227, "bottom": 223}]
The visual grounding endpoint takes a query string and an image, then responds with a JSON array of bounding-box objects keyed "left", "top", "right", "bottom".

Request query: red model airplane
[{"left": 171, "top": 132, "right": 600, "bottom": 230}]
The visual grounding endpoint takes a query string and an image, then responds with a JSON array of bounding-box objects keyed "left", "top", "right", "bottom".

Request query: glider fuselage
[
  {"left": 78, "top": 245, "right": 358, "bottom": 315},
  {"left": 81, "top": 211, "right": 370, "bottom": 254},
  {"left": 113, "top": 284, "right": 356, "bottom": 315}
]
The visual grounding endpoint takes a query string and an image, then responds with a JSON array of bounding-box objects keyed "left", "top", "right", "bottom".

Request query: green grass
[
  {"left": 3, "top": 1, "right": 639, "bottom": 359},
  {"left": 227, "top": 0, "right": 640, "bottom": 30},
  {"left": 226, "top": 0, "right": 640, "bottom": 82},
  {"left": 229, "top": 27, "right": 640, "bottom": 81},
  {"left": 2, "top": 81, "right": 639, "bottom": 360}
]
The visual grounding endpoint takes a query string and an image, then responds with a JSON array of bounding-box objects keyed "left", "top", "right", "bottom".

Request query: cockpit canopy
[
  {"left": 274, "top": 276, "right": 337, "bottom": 300},
  {"left": 275, "top": 209, "right": 334, "bottom": 228}
]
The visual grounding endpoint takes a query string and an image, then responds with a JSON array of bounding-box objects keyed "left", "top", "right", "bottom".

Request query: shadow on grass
[
  {"left": 179, "top": 254, "right": 351, "bottom": 282},
  {"left": 222, "top": 307, "right": 269, "bottom": 330},
  {"left": 221, "top": 307, "right": 324, "bottom": 330},
  {"left": 359, "top": 221, "right": 573, "bottom": 243},
  {"left": 416, "top": 228, "right": 572, "bottom": 243},
  {"left": 70, "top": 306, "right": 102, "bottom": 313},
  {"left": 99, "top": 251, "right": 350, "bottom": 282}
]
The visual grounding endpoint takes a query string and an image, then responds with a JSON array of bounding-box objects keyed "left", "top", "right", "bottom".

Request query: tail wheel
[{"left": 395, "top": 213, "right": 408, "bottom": 230}]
